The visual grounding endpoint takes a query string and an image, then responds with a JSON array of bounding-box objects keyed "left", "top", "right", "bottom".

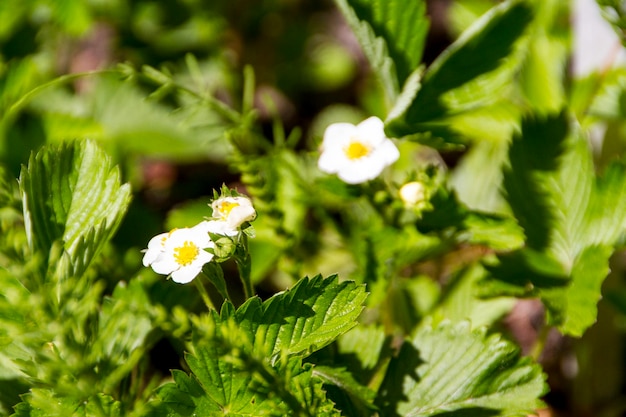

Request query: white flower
[
  {"left": 317, "top": 116, "right": 400, "bottom": 184},
  {"left": 399, "top": 181, "right": 426, "bottom": 207},
  {"left": 210, "top": 196, "right": 256, "bottom": 230},
  {"left": 142, "top": 224, "right": 214, "bottom": 284},
  {"left": 142, "top": 230, "right": 174, "bottom": 267},
  {"left": 196, "top": 219, "right": 238, "bottom": 237}
]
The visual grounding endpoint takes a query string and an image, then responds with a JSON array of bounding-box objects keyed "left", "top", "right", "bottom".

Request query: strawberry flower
[{"left": 318, "top": 116, "right": 399, "bottom": 184}]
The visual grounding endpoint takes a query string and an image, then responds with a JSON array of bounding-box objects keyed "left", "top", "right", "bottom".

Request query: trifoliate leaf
[
  {"left": 333, "top": 0, "right": 429, "bottom": 103},
  {"left": 386, "top": 0, "right": 533, "bottom": 141},
  {"left": 236, "top": 274, "right": 368, "bottom": 360},
  {"left": 157, "top": 275, "right": 366, "bottom": 416},
  {"left": 377, "top": 321, "right": 546, "bottom": 416},
  {"left": 159, "top": 339, "right": 341, "bottom": 416},
  {"left": 19, "top": 139, "right": 131, "bottom": 277},
  {"left": 484, "top": 111, "right": 626, "bottom": 336}
]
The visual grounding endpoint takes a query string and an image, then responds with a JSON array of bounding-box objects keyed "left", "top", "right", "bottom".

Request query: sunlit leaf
[
  {"left": 484, "top": 111, "right": 626, "bottom": 336},
  {"left": 236, "top": 274, "right": 367, "bottom": 360},
  {"left": 517, "top": 0, "right": 569, "bottom": 113},
  {"left": 377, "top": 320, "right": 546, "bottom": 416},
  {"left": 434, "top": 264, "right": 516, "bottom": 329},
  {"left": 386, "top": 0, "right": 533, "bottom": 142},
  {"left": 12, "top": 390, "right": 122, "bottom": 417},
  {"left": 333, "top": 0, "right": 429, "bottom": 103},
  {"left": 156, "top": 275, "right": 362, "bottom": 416},
  {"left": 19, "top": 139, "right": 131, "bottom": 277}
]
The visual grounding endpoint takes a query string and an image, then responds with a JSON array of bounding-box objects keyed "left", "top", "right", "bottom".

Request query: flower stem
[
  {"left": 236, "top": 234, "right": 254, "bottom": 299},
  {"left": 194, "top": 276, "right": 216, "bottom": 311},
  {"left": 530, "top": 324, "right": 549, "bottom": 361}
]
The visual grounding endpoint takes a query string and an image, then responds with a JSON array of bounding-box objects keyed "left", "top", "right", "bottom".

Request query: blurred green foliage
[{"left": 2, "top": 0, "right": 626, "bottom": 416}]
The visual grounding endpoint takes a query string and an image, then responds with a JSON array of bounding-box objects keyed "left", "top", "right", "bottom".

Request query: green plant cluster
[{"left": 2, "top": 0, "right": 626, "bottom": 416}]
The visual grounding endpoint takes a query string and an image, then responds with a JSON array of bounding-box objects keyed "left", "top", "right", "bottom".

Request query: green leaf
[
  {"left": 12, "top": 390, "right": 123, "bottom": 417},
  {"left": 182, "top": 341, "right": 261, "bottom": 415},
  {"left": 157, "top": 275, "right": 366, "bottom": 416},
  {"left": 90, "top": 278, "right": 156, "bottom": 387},
  {"left": 333, "top": 0, "right": 429, "bottom": 102},
  {"left": 336, "top": 325, "right": 387, "bottom": 373},
  {"left": 314, "top": 366, "right": 378, "bottom": 416},
  {"left": 19, "top": 139, "right": 131, "bottom": 277},
  {"left": 485, "top": 111, "right": 626, "bottom": 336},
  {"left": 49, "top": 0, "right": 92, "bottom": 36},
  {"left": 0, "top": 0, "right": 28, "bottom": 41},
  {"left": 236, "top": 274, "right": 368, "bottom": 360},
  {"left": 0, "top": 379, "right": 28, "bottom": 415},
  {"left": 377, "top": 321, "right": 546, "bottom": 417},
  {"left": 157, "top": 331, "right": 341, "bottom": 416},
  {"left": 541, "top": 245, "right": 613, "bottom": 336},
  {"left": 386, "top": 0, "right": 533, "bottom": 140},
  {"left": 517, "top": 0, "right": 569, "bottom": 113},
  {"left": 30, "top": 76, "right": 231, "bottom": 163},
  {"left": 449, "top": 134, "right": 512, "bottom": 213},
  {"left": 502, "top": 112, "right": 571, "bottom": 253},
  {"left": 434, "top": 264, "right": 516, "bottom": 329},
  {"left": 0, "top": 59, "right": 43, "bottom": 120},
  {"left": 416, "top": 185, "right": 524, "bottom": 252}
]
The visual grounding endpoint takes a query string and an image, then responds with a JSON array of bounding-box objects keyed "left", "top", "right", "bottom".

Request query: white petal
[
  {"left": 374, "top": 139, "right": 400, "bottom": 164},
  {"left": 225, "top": 198, "right": 256, "bottom": 228},
  {"left": 147, "top": 232, "right": 169, "bottom": 249},
  {"left": 202, "top": 220, "right": 238, "bottom": 236},
  {"left": 355, "top": 117, "right": 386, "bottom": 146},
  {"left": 227, "top": 207, "right": 256, "bottom": 228},
  {"left": 142, "top": 232, "right": 171, "bottom": 266},
  {"left": 151, "top": 256, "right": 178, "bottom": 275},
  {"left": 318, "top": 150, "right": 344, "bottom": 174},
  {"left": 170, "top": 265, "right": 202, "bottom": 283},
  {"left": 337, "top": 159, "right": 381, "bottom": 184},
  {"left": 165, "top": 227, "right": 211, "bottom": 250},
  {"left": 142, "top": 249, "right": 160, "bottom": 267},
  {"left": 192, "top": 221, "right": 212, "bottom": 234},
  {"left": 322, "top": 123, "right": 357, "bottom": 148},
  {"left": 196, "top": 249, "right": 214, "bottom": 265}
]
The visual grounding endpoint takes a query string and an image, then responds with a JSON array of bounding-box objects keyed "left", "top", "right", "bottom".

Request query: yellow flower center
[
  {"left": 217, "top": 201, "right": 239, "bottom": 219},
  {"left": 173, "top": 241, "right": 199, "bottom": 266},
  {"left": 344, "top": 140, "right": 371, "bottom": 160}
]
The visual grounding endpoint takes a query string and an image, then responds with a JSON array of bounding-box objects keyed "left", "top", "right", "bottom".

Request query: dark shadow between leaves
[
  {"left": 375, "top": 341, "right": 423, "bottom": 417},
  {"left": 431, "top": 407, "right": 500, "bottom": 417},
  {"left": 0, "top": 378, "right": 29, "bottom": 415},
  {"left": 503, "top": 111, "right": 569, "bottom": 251},
  {"left": 485, "top": 249, "right": 570, "bottom": 292}
]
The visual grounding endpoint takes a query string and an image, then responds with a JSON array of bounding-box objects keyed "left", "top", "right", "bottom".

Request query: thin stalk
[
  {"left": 530, "top": 324, "right": 550, "bottom": 361},
  {"left": 5, "top": 69, "right": 119, "bottom": 123},
  {"left": 194, "top": 275, "right": 216, "bottom": 311},
  {"left": 236, "top": 234, "right": 254, "bottom": 299}
]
